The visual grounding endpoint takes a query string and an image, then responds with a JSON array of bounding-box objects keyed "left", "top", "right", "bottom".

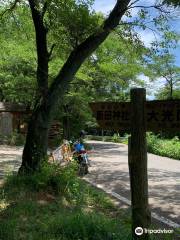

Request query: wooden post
[{"left": 128, "top": 88, "right": 151, "bottom": 239}]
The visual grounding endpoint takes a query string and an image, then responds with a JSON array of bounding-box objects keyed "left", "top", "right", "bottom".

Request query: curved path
[{"left": 84, "top": 140, "right": 180, "bottom": 230}]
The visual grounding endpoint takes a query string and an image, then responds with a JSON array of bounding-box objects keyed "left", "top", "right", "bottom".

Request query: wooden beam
[{"left": 0, "top": 102, "right": 27, "bottom": 112}]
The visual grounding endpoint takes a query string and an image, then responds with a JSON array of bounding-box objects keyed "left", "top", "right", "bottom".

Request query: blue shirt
[{"left": 75, "top": 143, "right": 85, "bottom": 152}]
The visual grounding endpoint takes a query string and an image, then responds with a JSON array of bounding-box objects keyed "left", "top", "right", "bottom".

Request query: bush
[
  {"left": 3, "top": 162, "right": 80, "bottom": 199},
  {"left": 147, "top": 133, "right": 180, "bottom": 160}
]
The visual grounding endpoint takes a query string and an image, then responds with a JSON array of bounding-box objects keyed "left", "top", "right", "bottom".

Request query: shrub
[
  {"left": 3, "top": 162, "right": 80, "bottom": 198},
  {"left": 147, "top": 133, "right": 180, "bottom": 160}
]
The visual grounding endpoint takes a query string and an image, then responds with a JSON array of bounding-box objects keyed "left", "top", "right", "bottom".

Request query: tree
[
  {"left": 60, "top": 29, "right": 147, "bottom": 137},
  {"left": 0, "top": 0, "right": 179, "bottom": 173},
  {"left": 147, "top": 31, "right": 180, "bottom": 99},
  {"left": 163, "top": 0, "right": 180, "bottom": 7},
  {"left": 20, "top": 0, "right": 133, "bottom": 173}
]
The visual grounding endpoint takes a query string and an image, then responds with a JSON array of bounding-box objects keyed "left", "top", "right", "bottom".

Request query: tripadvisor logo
[
  {"left": 135, "top": 227, "right": 174, "bottom": 235},
  {"left": 135, "top": 227, "right": 143, "bottom": 236}
]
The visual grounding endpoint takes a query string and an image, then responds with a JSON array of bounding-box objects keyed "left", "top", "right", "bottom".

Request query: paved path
[
  {"left": 84, "top": 140, "right": 180, "bottom": 230},
  {"left": 0, "top": 145, "right": 23, "bottom": 183}
]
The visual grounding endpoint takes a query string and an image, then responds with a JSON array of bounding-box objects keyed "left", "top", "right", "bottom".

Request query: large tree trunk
[
  {"left": 19, "top": 104, "right": 52, "bottom": 173},
  {"left": 18, "top": 0, "right": 50, "bottom": 174}
]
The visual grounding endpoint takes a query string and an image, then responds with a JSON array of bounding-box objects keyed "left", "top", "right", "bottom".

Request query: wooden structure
[
  {"left": 0, "top": 102, "right": 62, "bottom": 142},
  {"left": 89, "top": 100, "right": 180, "bottom": 132},
  {"left": 0, "top": 102, "right": 30, "bottom": 136}
]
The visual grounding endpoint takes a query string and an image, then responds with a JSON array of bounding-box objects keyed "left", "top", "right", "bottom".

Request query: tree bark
[
  {"left": 19, "top": 103, "right": 52, "bottom": 173},
  {"left": 169, "top": 80, "right": 173, "bottom": 100},
  {"left": 19, "top": 0, "right": 50, "bottom": 174}
]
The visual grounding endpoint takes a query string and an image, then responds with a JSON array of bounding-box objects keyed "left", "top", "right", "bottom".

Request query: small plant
[
  {"left": 112, "top": 133, "right": 120, "bottom": 143},
  {"left": 0, "top": 131, "right": 25, "bottom": 146}
]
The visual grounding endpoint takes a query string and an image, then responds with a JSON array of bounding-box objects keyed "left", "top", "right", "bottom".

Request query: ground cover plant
[
  {"left": 147, "top": 133, "right": 180, "bottom": 160},
  {"left": 0, "top": 162, "right": 132, "bottom": 240},
  {"left": 0, "top": 161, "right": 178, "bottom": 239}
]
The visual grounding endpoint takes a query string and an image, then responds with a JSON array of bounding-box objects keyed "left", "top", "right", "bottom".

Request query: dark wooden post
[{"left": 128, "top": 88, "right": 151, "bottom": 239}]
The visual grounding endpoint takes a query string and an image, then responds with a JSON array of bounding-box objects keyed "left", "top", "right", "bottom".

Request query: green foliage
[
  {"left": 162, "top": 0, "right": 180, "bottom": 7},
  {"left": 59, "top": 29, "right": 147, "bottom": 137},
  {"left": 146, "top": 29, "right": 180, "bottom": 100},
  {"left": 0, "top": 163, "right": 132, "bottom": 240},
  {"left": 48, "top": 0, "right": 100, "bottom": 49},
  {"left": 155, "top": 87, "right": 180, "bottom": 100},
  {"left": 48, "top": 211, "right": 130, "bottom": 240},
  {"left": 4, "top": 162, "right": 79, "bottom": 196},
  {"left": 112, "top": 133, "right": 122, "bottom": 143},
  {"left": 0, "top": 7, "right": 36, "bottom": 104},
  {"left": 147, "top": 133, "right": 180, "bottom": 160},
  {"left": 0, "top": 131, "right": 25, "bottom": 146}
]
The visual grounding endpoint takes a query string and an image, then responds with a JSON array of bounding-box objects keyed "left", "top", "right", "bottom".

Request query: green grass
[
  {"left": 147, "top": 133, "right": 180, "bottom": 160},
  {"left": 0, "top": 162, "right": 178, "bottom": 240},
  {"left": 0, "top": 162, "right": 131, "bottom": 240}
]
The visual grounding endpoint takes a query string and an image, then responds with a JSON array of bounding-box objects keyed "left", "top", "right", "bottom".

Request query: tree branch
[
  {"left": 48, "top": 44, "right": 55, "bottom": 61},
  {"left": 0, "top": 0, "right": 20, "bottom": 19},
  {"left": 28, "top": 0, "right": 49, "bottom": 98},
  {"left": 42, "top": 0, "right": 48, "bottom": 18},
  {"left": 47, "top": 0, "right": 131, "bottom": 109},
  {"left": 127, "top": 3, "right": 170, "bottom": 14}
]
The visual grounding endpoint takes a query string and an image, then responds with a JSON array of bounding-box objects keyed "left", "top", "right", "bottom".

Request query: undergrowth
[
  {"left": 0, "top": 162, "right": 131, "bottom": 240},
  {"left": 147, "top": 133, "right": 180, "bottom": 160},
  {"left": 0, "top": 162, "right": 177, "bottom": 239}
]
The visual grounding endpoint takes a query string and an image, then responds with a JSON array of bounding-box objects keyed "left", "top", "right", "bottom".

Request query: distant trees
[{"left": 147, "top": 31, "right": 180, "bottom": 99}]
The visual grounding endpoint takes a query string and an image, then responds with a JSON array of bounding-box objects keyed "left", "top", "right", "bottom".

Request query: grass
[
  {"left": 147, "top": 133, "right": 180, "bottom": 160},
  {"left": 0, "top": 162, "right": 132, "bottom": 240},
  {"left": 0, "top": 162, "right": 178, "bottom": 240}
]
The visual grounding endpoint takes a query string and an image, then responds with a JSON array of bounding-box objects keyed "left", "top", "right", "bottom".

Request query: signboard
[{"left": 89, "top": 100, "right": 180, "bottom": 132}]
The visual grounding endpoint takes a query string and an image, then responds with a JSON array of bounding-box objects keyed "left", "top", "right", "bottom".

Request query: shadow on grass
[{"left": 0, "top": 162, "right": 131, "bottom": 240}]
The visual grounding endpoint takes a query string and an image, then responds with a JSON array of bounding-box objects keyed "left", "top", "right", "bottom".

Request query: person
[
  {"left": 73, "top": 139, "right": 90, "bottom": 166},
  {"left": 74, "top": 140, "right": 85, "bottom": 153},
  {"left": 61, "top": 139, "right": 71, "bottom": 162}
]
